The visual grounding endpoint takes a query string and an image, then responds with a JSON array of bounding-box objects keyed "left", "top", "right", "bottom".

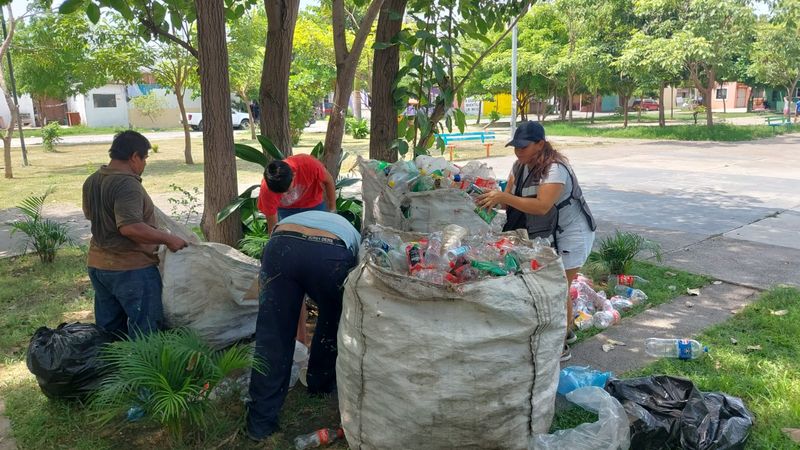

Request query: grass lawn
[
  {"left": 540, "top": 122, "right": 789, "bottom": 141},
  {"left": 553, "top": 285, "right": 800, "bottom": 449},
  {"left": 19, "top": 125, "right": 184, "bottom": 138}
]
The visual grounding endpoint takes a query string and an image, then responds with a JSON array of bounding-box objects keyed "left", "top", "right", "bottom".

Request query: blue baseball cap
[{"left": 506, "top": 121, "right": 545, "bottom": 148}]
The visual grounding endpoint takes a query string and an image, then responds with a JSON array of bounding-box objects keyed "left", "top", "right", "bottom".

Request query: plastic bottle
[
  {"left": 387, "top": 249, "right": 407, "bottom": 273},
  {"left": 644, "top": 338, "right": 708, "bottom": 360},
  {"left": 446, "top": 245, "right": 471, "bottom": 261},
  {"left": 504, "top": 252, "right": 522, "bottom": 274},
  {"left": 294, "top": 427, "right": 345, "bottom": 450},
  {"left": 426, "top": 232, "right": 443, "bottom": 258},
  {"left": 610, "top": 296, "right": 634, "bottom": 311},
  {"left": 405, "top": 243, "right": 424, "bottom": 273},
  {"left": 593, "top": 309, "right": 620, "bottom": 329},
  {"left": 474, "top": 206, "right": 498, "bottom": 224},
  {"left": 413, "top": 268, "right": 445, "bottom": 285},
  {"left": 470, "top": 260, "right": 508, "bottom": 276},
  {"left": 608, "top": 274, "right": 649, "bottom": 289},
  {"left": 614, "top": 285, "right": 648, "bottom": 303}
]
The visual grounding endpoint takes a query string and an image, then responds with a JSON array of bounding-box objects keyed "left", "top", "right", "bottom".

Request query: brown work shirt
[{"left": 82, "top": 166, "right": 159, "bottom": 270}]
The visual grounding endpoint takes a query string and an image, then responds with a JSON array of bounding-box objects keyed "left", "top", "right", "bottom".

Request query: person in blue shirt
[{"left": 246, "top": 211, "right": 360, "bottom": 441}]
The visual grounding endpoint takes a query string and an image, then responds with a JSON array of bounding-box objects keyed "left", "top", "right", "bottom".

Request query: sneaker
[
  {"left": 565, "top": 329, "right": 577, "bottom": 344},
  {"left": 560, "top": 344, "right": 572, "bottom": 362}
]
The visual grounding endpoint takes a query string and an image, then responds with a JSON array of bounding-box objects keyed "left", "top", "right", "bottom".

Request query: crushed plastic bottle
[
  {"left": 610, "top": 296, "right": 634, "bottom": 311},
  {"left": 294, "top": 427, "right": 345, "bottom": 450},
  {"left": 593, "top": 309, "right": 620, "bottom": 329},
  {"left": 644, "top": 338, "right": 708, "bottom": 360},
  {"left": 614, "top": 285, "right": 648, "bottom": 303}
]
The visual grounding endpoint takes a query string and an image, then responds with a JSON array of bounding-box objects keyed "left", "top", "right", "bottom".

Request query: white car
[{"left": 185, "top": 109, "right": 251, "bottom": 131}]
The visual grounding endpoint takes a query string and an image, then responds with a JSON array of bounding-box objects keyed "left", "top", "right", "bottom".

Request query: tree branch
[
  {"left": 347, "top": 0, "right": 385, "bottom": 66},
  {"left": 140, "top": 9, "right": 198, "bottom": 59},
  {"left": 332, "top": 0, "right": 349, "bottom": 64}
]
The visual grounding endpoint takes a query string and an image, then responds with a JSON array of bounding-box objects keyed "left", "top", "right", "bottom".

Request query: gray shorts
[{"left": 556, "top": 226, "right": 595, "bottom": 270}]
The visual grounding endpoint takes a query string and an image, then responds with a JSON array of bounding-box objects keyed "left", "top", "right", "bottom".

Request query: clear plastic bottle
[
  {"left": 294, "top": 427, "right": 345, "bottom": 449},
  {"left": 608, "top": 274, "right": 649, "bottom": 289},
  {"left": 413, "top": 268, "right": 445, "bottom": 285},
  {"left": 614, "top": 285, "right": 648, "bottom": 303},
  {"left": 446, "top": 245, "right": 471, "bottom": 261},
  {"left": 426, "top": 232, "right": 443, "bottom": 258},
  {"left": 592, "top": 309, "right": 620, "bottom": 329},
  {"left": 644, "top": 338, "right": 708, "bottom": 360}
]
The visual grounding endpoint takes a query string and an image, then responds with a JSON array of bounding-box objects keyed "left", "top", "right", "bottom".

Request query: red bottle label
[{"left": 617, "top": 275, "right": 633, "bottom": 285}]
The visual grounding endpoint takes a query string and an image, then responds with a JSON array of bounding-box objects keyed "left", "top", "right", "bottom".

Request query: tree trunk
[
  {"left": 475, "top": 100, "right": 482, "bottom": 125},
  {"left": 353, "top": 85, "right": 362, "bottom": 120},
  {"left": 323, "top": 69, "right": 357, "bottom": 178},
  {"left": 195, "top": 0, "right": 240, "bottom": 246},
  {"left": 658, "top": 81, "right": 665, "bottom": 127},
  {"left": 261, "top": 0, "right": 300, "bottom": 155},
  {"left": 705, "top": 82, "right": 714, "bottom": 127},
  {"left": 567, "top": 89, "right": 574, "bottom": 122},
  {"left": 369, "top": 0, "right": 406, "bottom": 163},
  {"left": 175, "top": 89, "right": 194, "bottom": 165},
  {"left": 37, "top": 98, "right": 45, "bottom": 127},
  {"left": 621, "top": 94, "right": 629, "bottom": 128},
  {"left": 240, "top": 92, "right": 257, "bottom": 141},
  {"left": 591, "top": 90, "right": 597, "bottom": 124},
  {"left": 322, "top": 0, "right": 385, "bottom": 178}
]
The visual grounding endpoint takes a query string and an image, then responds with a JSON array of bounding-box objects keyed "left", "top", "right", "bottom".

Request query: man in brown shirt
[{"left": 82, "top": 131, "right": 188, "bottom": 336}]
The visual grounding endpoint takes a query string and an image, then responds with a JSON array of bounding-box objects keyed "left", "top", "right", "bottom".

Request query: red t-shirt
[{"left": 257, "top": 154, "right": 328, "bottom": 216}]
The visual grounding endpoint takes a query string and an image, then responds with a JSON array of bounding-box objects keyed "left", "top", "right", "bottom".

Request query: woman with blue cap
[{"left": 476, "top": 121, "right": 596, "bottom": 361}]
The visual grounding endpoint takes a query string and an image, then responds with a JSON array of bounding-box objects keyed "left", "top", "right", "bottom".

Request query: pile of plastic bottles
[
  {"left": 365, "top": 225, "right": 550, "bottom": 285},
  {"left": 364, "top": 156, "right": 501, "bottom": 223},
  {"left": 571, "top": 274, "right": 649, "bottom": 330}
]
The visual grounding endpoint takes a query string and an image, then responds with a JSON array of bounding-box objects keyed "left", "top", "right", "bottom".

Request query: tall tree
[
  {"left": 321, "top": 0, "right": 384, "bottom": 178},
  {"left": 229, "top": 6, "right": 266, "bottom": 140},
  {"left": 748, "top": 21, "right": 800, "bottom": 109},
  {"left": 368, "top": 0, "right": 406, "bottom": 162},
  {"left": 62, "top": 0, "right": 253, "bottom": 246},
  {"left": 194, "top": 0, "right": 240, "bottom": 245},
  {"left": 261, "top": 0, "right": 300, "bottom": 155},
  {"left": 151, "top": 40, "right": 198, "bottom": 164},
  {"left": 1, "top": 4, "right": 20, "bottom": 179}
]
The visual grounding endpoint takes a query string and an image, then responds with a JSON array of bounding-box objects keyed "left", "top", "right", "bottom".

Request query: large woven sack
[
  {"left": 359, "top": 156, "right": 503, "bottom": 234},
  {"left": 161, "top": 242, "right": 260, "bottom": 349},
  {"left": 337, "top": 227, "right": 567, "bottom": 450}
]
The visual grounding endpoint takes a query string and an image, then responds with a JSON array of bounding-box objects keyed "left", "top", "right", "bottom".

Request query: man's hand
[{"left": 165, "top": 235, "right": 189, "bottom": 252}]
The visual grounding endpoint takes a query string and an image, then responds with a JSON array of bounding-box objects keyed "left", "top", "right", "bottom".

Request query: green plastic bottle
[{"left": 470, "top": 260, "right": 508, "bottom": 276}]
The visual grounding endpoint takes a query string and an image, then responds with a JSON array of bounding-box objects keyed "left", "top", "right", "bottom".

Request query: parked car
[
  {"left": 631, "top": 99, "right": 660, "bottom": 111},
  {"left": 185, "top": 109, "right": 251, "bottom": 131}
]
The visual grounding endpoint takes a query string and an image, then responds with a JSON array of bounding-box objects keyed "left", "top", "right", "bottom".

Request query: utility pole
[
  {"left": 510, "top": 23, "right": 518, "bottom": 135},
  {"left": 0, "top": 7, "right": 28, "bottom": 166}
]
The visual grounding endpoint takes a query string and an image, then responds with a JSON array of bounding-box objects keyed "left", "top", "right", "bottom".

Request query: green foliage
[
  {"left": 238, "top": 225, "right": 270, "bottom": 259},
  {"left": 40, "top": 122, "right": 63, "bottom": 152},
  {"left": 228, "top": 6, "right": 265, "bottom": 103},
  {"left": 167, "top": 184, "right": 201, "bottom": 226},
  {"left": 130, "top": 92, "right": 167, "bottom": 124},
  {"left": 345, "top": 117, "right": 370, "bottom": 139},
  {"left": 489, "top": 110, "right": 501, "bottom": 122},
  {"left": 90, "top": 328, "right": 265, "bottom": 443},
  {"left": 585, "top": 230, "right": 662, "bottom": 276},
  {"left": 8, "top": 187, "right": 74, "bottom": 263}
]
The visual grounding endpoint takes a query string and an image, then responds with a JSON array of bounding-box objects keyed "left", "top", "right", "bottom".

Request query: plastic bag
[
  {"left": 605, "top": 375, "right": 754, "bottom": 450},
  {"left": 289, "top": 340, "right": 309, "bottom": 388},
  {"left": 26, "top": 322, "right": 114, "bottom": 400},
  {"left": 558, "top": 366, "right": 613, "bottom": 396},
  {"left": 530, "top": 386, "right": 630, "bottom": 450}
]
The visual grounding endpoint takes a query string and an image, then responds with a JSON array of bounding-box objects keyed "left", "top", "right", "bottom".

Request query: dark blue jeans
[
  {"left": 246, "top": 232, "right": 356, "bottom": 439},
  {"left": 88, "top": 265, "right": 163, "bottom": 337},
  {"left": 276, "top": 201, "right": 326, "bottom": 221}
]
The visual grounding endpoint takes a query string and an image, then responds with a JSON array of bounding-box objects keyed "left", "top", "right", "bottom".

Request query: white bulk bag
[{"left": 337, "top": 227, "right": 567, "bottom": 450}]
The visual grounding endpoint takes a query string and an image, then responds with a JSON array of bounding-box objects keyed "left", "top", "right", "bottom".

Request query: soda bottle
[
  {"left": 644, "top": 338, "right": 708, "bottom": 360},
  {"left": 406, "top": 243, "right": 424, "bottom": 273},
  {"left": 504, "top": 252, "right": 522, "bottom": 274},
  {"left": 592, "top": 310, "right": 620, "bottom": 329},
  {"left": 470, "top": 260, "right": 508, "bottom": 276},
  {"left": 294, "top": 427, "right": 345, "bottom": 449},
  {"left": 614, "top": 285, "right": 648, "bottom": 303},
  {"left": 608, "top": 274, "right": 649, "bottom": 289},
  {"left": 446, "top": 245, "right": 471, "bottom": 261}
]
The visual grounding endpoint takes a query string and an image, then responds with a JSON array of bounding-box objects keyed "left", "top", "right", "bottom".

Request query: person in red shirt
[
  {"left": 257, "top": 154, "right": 337, "bottom": 233},
  {"left": 257, "top": 154, "right": 337, "bottom": 345}
]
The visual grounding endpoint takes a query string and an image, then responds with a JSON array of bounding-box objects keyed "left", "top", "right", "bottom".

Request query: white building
[{"left": 68, "top": 84, "right": 130, "bottom": 127}]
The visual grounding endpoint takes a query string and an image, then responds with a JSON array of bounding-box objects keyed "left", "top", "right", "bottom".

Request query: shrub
[
  {"left": 585, "top": 230, "right": 662, "bottom": 276},
  {"left": 41, "top": 122, "right": 63, "bottom": 152},
  {"left": 345, "top": 117, "right": 369, "bottom": 139},
  {"left": 90, "top": 328, "right": 265, "bottom": 444},
  {"left": 8, "top": 187, "right": 74, "bottom": 263},
  {"left": 167, "top": 184, "right": 201, "bottom": 226},
  {"left": 489, "top": 110, "right": 501, "bottom": 122}
]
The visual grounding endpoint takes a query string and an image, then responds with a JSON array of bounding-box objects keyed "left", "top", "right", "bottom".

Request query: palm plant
[
  {"left": 585, "top": 230, "right": 663, "bottom": 276},
  {"left": 90, "top": 328, "right": 265, "bottom": 444},
  {"left": 9, "top": 187, "right": 74, "bottom": 263}
]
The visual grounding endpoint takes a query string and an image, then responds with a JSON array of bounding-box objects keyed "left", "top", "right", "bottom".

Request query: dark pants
[
  {"left": 246, "top": 232, "right": 356, "bottom": 439},
  {"left": 88, "top": 265, "right": 163, "bottom": 337}
]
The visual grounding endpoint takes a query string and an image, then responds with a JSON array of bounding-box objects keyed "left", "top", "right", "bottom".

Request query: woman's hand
[{"left": 476, "top": 190, "right": 507, "bottom": 210}]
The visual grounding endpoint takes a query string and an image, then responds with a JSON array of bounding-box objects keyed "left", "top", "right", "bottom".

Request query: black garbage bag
[
  {"left": 605, "top": 375, "right": 754, "bottom": 450},
  {"left": 26, "top": 322, "right": 115, "bottom": 400}
]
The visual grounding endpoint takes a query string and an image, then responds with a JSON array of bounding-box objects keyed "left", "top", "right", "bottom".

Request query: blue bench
[
  {"left": 436, "top": 131, "right": 497, "bottom": 160},
  {"left": 765, "top": 116, "right": 792, "bottom": 132}
]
